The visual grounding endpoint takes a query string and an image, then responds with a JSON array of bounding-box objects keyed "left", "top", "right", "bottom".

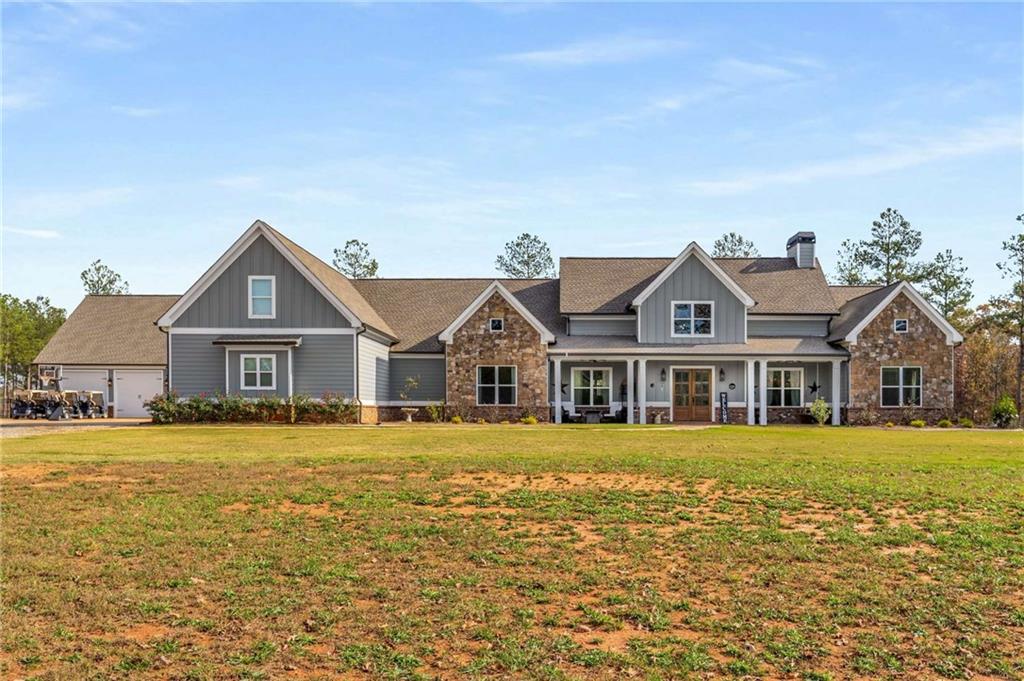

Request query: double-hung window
[
  {"left": 241, "top": 354, "right": 276, "bottom": 390},
  {"left": 881, "top": 367, "right": 922, "bottom": 407},
  {"left": 573, "top": 368, "right": 611, "bottom": 407},
  {"left": 767, "top": 368, "right": 803, "bottom": 407},
  {"left": 671, "top": 301, "right": 713, "bottom": 337},
  {"left": 248, "top": 275, "right": 275, "bottom": 319},
  {"left": 477, "top": 366, "right": 516, "bottom": 405}
]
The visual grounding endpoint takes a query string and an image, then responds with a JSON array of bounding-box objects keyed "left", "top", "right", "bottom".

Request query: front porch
[{"left": 549, "top": 356, "right": 848, "bottom": 425}]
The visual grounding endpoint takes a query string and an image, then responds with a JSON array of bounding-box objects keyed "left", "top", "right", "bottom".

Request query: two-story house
[{"left": 36, "top": 220, "right": 963, "bottom": 423}]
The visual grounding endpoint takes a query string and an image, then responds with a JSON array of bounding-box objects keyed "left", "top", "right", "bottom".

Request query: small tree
[
  {"left": 712, "top": 232, "right": 759, "bottom": 258},
  {"left": 333, "top": 240, "right": 378, "bottom": 278},
  {"left": 495, "top": 233, "right": 555, "bottom": 278},
  {"left": 989, "top": 214, "right": 1024, "bottom": 426},
  {"left": 81, "top": 259, "right": 129, "bottom": 294},
  {"left": 809, "top": 397, "right": 832, "bottom": 426},
  {"left": 923, "top": 249, "right": 973, "bottom": 319}
]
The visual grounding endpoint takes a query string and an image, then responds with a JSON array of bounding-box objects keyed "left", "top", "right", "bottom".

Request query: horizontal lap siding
[
  {"left": 358, "top": 335, "right": 390, "bottom": 403},
  {"left": 170, "top": 335, "right": 224, "bottom": 397},
  {"left": 228, "top": 349, "right": 289, "bottom": 398},
  {"left": 389, "top": 357, "right": 445, "bottom": 401},
  {"left": 748, "top": 319, "right": 829, "bottom": 337},
  {"left": 293, "top": 335, "right": 355, "bottom": 399},
  {"left": 638, "top": 257, "right": 746, "bottom": 344},
  {"left": 569, "top": 318, "right": 636, "bottom": 336}
]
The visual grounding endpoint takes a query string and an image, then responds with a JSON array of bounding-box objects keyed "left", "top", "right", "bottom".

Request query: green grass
[{"left": 2, "top": 424, "right": 1022, "bottom": 679}]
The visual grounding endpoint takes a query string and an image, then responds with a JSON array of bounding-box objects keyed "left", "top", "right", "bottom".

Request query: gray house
[{"left": 42, "top": 219, "right": 963, "bottom": 424}]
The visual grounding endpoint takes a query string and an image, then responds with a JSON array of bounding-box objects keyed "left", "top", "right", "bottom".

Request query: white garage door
[
  {"left": 114, "top": 370, "right": 164, "bottom": 418},
  {"left": 61, "top": 370, "right": 108, "bottom": 404}
]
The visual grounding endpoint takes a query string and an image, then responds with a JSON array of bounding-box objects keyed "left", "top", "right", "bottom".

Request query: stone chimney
[{"left": 786, "top": 232, "right": 816, "bottom": 268}]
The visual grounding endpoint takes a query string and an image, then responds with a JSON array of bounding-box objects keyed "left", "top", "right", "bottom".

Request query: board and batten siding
[
  {"left": 174, "top": 235, "right": 351, "bottom": 328},
  {"left": 357, "top": 335, "right": 390, "bottom": 403},
  {"left": 569, "top": 317, "right": 636, "bottom": 336},
  {"left": 636, "top": 257, "right": 747, "bottom": 344},
  {"left": 389, "top": 356, "right": 445, "bottom": 402},
  {"left": 748, "top": 318, "right": 829, "bottom": 337}
]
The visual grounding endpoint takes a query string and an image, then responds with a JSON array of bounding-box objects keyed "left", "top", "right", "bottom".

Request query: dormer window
[
  {"left": 671, "top": 301, "right": 714, "bottom": 337},
  {"left": 489, "top": 318, "right": 504, "bottom": 333},
  {"left": 893, "top": 318, "right": 908, "bottom": 333},
  {"left": 248, "top": 276, "right": 275, "bottom": 319}
]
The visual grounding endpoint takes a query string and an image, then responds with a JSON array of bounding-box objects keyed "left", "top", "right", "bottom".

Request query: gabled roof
[
  {"left": 559, "top": 256, "right": 838, "bottom": 315},
  {"left": 828, "top": 281, "right": 963, "bottom": 345},
  {"left": 351, "top": 279, "right": 560, "bottom": 353},
  {"left": 829, "top": 284, "right": 883, "bottom": 308},
  {"left": 631, "top": 242, "right": 755, "bottom": 308},
  {"left": 34, "top": 295, "right": 179, "bottom": 366},
  {"left": 438, "top": 280, "right": 555, "bottom": 344},
  {"left": 156, "top": 220, "right": 396, "bottom": 339}
]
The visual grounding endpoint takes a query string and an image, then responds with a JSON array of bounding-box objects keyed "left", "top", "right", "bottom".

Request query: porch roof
[{"left": 549, "top": 335, "right": 847, "bottom": 357}]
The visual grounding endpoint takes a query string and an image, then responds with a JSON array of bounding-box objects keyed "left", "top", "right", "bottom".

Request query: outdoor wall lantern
[
  {"left": 660, "top": 368, "right": 667, "bottom": 382},
  {"left": 719, "top": 368, "right": 726, "bottom": 382}
]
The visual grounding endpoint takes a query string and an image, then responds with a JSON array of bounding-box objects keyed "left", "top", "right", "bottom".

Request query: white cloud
[
  {"left": 685, "top": 118, "right": 1023, "bottom": 196},
  {"left": 2, "top": 225, "right": 60, "bottom": 239},
  {"left": 6, "top": 187, "right": 136, "bottom": 221},
  {"left": 499, "top": 35, "right": 689, "bottom": 67},
  {"left": 0, "top": 90, "right": 45, "bottom": 111},
  {"left": 110, "top": 105, "right": 163, "bottom": 118},
  {"left": 711, "top": 58, "right": 799, "bottom": 84}
]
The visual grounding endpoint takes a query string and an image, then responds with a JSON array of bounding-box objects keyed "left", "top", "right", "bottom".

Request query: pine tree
[
  {"left": 332, "top": 240, "right": 379, "bottom": 278},
  {"left": 494, "top": 233, "right": 555, "bottom": 278}
]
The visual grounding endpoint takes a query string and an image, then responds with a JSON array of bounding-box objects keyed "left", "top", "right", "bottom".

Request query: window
[
  {"left": 881, "top": 367, "right": 922, "bottom": 407},
  {"left": 573, "top": 368, "right": 611, "bottom": 407},
  {"left": 767, "top": 368, "right": 803, "bottom": 407},
  {"left": 671, "top": 301, "right": 714, "bottom": 337},
  {"left": 477, "top": 365, "right": 516, "bottom": 405},
  {"left": 893, "top": 318, "right": 908, "bottom": 333},
  {"left": 489, "top": 318, "right": 504, "bottom": 333},
  {"left": 248, "top": 276, "right": 275, "bottom": 319},
  {"left": 241, "top": 354, "right": 276, "bottom": 390}
]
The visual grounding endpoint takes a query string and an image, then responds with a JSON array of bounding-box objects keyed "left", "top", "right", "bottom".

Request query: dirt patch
[
  {"left": 220, "top": 501, "right": 252, "bottom": 513},
  {"left": 278, "top": 500, "right": 331, "bottom": 516},
  {"left": 121, "top": 623, "right": 173, "bottom": 642},
  {"left": 0, "top": 464, "right": 63, "bottom": 480},
  {"left": 446, "top": 472, "right": 714, "bottom": 494}
]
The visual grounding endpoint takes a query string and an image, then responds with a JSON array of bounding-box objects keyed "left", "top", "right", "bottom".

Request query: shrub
[
  {"left": 253, "top": 395, "right": 284, "bottom": 423},
  {"left": 217, "top": 392, "right": 252, "bottom": 422},
  {"left": 144, "top": 392, "right": 179, "bottom": 424},
  {"left": 884, "top": 421, "right": 895, "bottom": 428},
  {"left": 145, "top": 392, "right": 356, "bottom": 424},
  {"left": 808, "top": 397, "right": 831, "bottom": 426},
  {"left": 991, "top": 395, "right": 1019, "bottom": 429},
  {"left": 958, "top": 417, "right": 974, "bottom": 428},
  {"left": 476, "top": 418, "right": 486, "bottom": 425},
  {"left": 520, "top": 415, "right": 538, "bottom": 425},
  {"left": 909, "top": 419, "right": 926, "bottom": 428},
  {"left": 318, "top": 393, "right": 357, "bottom": 422},
  {"left": 425, "top": 403, "right": 444, "bottom": 423},
  {"left": 937, "top": 418, "right": 953, "bottom": 428},
  {"left": 450, "top": 415, "right": 463, "bottom": 424}
]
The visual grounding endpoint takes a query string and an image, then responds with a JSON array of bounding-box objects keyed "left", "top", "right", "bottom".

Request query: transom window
[
  {"left": 477, "top": 365, "right": 516, "bottom": 405},
  {"left": 489, "top": 318, "right": 504, "bottom": 333},
  {"left": 573, "top": 368, "right": 611, "bottom": 407},
  {"left": 671, "top": 301, "right": 714, "bottom": 337},
  {"left": 893, "top": 318, "right": 909, "bottom": 333},
  {"left": 248, "top": 276, "right": 276, "bottom": 319},
  {"left": 241, "top": 354, "right": 276, "bottom": 390},
  {"left": 881, "top": 367, "right": 922, "bottom": 407},
  {"left": 767, "top": 368, "right": 803, "bottom": 407}
]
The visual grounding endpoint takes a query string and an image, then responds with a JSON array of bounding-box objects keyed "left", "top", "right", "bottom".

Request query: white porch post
[
  {"left": 638, "top": 359, "right": 647, "bottom": 424},
  {"left": 831, "top": 359, "right": 841, "bottom": 426},
  {"left": 626, "top": 359, "right": 635, "bottom": 425},
  {"left": 758, "top": 360, "right": 768, "bottom": 426},
  {"left": 745, "top": 359, "right": 755, "bottom": 425},
  {"left": 287, "top": 347, "right": 294, "bottom": 398},
  {"left": 553, "top": 358, "right": 563, "bottom": 424}
]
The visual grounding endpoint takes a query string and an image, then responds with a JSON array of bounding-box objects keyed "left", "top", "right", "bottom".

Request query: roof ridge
[{"left": 352, "top": 277, "right": 555, "bottom": 282}]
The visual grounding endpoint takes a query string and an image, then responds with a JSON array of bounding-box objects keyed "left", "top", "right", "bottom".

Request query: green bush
[
  {"left": 144, "top": 392, "right": 179, "bottom": 424},
  {"left": 884, "top": 421, "right": 895, "bottom": 428},
  {"left": 909, "top": 419, "right": 926, "bottom": 428},
  {"left": 520, "top": 415, "right": 538, "bottom": 425},
  {"left": 958, "top": 417, "right": 974, "bottom": 428},
  {"left": 808, "top": 397, "right": 831, "bottom": 426},
  {"left": 937, "top": 418, "right": 953, "bottom": 428},
  {"left": 143, "top": 392, "right": 356, "bottom": 424},
  {"left": 450, "top": 415, "right": 463, "bottom": 424},
  {"left": 425, "top": 403, "right": 444, "bottom": 423},
  {"left": 991, "top": 395, "right": 1019, "bottom": 429}
]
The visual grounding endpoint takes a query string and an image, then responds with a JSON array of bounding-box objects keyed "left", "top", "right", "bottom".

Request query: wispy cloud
[
  {"left": 6, "top": 187, "right": 136, "bottom": 221},
  {"left": 711, "top": 58, "right": 799, "bottom": 84},
  {"left": 110, "top": 105, "right": 163, "bottom": 118},
  {"left": 685, "top": 118, "right": 1022, "bottom": 196},
  {"left": 498, "top": 34, "right": 689, "bottom": 67},
  {"left": 8, "top": 3, "right": 145, "bottom": 51},
  {"left": 2, "top": 225, "right": 61, "bottom": 240},
  {"left": 0, "top": 89, "right": 45, "bottom": 111}
]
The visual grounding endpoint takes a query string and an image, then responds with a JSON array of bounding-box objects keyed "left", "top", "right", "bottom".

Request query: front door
[{"left": 672, "top": 368, "right": 712, "bottom": 422}]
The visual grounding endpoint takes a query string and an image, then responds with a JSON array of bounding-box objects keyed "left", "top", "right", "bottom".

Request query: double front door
[{"left": 672, "top": 368, "right": 712, "bottom": 422}]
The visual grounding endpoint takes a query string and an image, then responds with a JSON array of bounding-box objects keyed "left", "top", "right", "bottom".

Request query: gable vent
[{"left": 786, "top": 231, "right": 816, "bottom": 268}]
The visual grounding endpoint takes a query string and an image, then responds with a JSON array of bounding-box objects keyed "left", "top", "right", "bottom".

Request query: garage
[
  {"left": 114, "top": 370, "right": 165, "bottom": 418},
  {"left": 61, "top": 369, "right": 109, "bottom": 397}
]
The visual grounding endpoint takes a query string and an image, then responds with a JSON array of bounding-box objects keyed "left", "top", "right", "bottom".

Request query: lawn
[{"left": 2, "top": 424, "right": 1022, "bottom": 680}]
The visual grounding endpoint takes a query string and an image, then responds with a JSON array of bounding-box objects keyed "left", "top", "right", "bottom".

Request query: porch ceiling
[{"left": 549, "top": 335, "right": 847, "bottom": 357}]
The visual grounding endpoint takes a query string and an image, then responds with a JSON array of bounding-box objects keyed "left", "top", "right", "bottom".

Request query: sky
[{"left": 2, "top": 2, "right": 1022, "bottom": 313}]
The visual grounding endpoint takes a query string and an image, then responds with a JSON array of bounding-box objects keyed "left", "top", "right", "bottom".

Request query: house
[{"left": 37, "top": 220, "right": 963, "bottom": 424}]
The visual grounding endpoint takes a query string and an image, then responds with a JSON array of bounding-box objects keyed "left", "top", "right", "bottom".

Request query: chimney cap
[{"left": 786, "top": 231, "right": 816, "bottom": 248}]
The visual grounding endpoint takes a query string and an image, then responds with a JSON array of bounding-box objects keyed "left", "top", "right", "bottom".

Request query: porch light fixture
[
  {"left": 719, "top": 368, "right": 726, "bottom": 382},
  {"left": 660, "top": 368, "right": 667, "bottom": 382}
]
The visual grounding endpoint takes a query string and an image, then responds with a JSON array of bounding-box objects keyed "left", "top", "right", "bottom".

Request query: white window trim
[
  {"left": 670, "top": 300, "right": 715, "bottom": 338},
  {"left": 475, "top": 365, "right": 517, "bottom": 406},
  {"left": 571, "top": 367, "right": 612, "bottom": 408},
  {"left": 247, "top": 275, "right": 276, "bottom": 320},
  {"left": 240, "top": 353, "right": 276, "bottom": 391},
  {"left": 880, "top": 365, "right": 923, "bottom": 408},
  {"left": 767, "top": 367, "right": 804, "bottom": 408},
  {"left": 893, "top": 318, "right": 909, "bottom": 334},
  {"left": 489, "top": 318, "right": 505, "bottom": 333}
]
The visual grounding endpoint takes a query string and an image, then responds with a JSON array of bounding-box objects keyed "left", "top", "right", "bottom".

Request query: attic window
[
  {"left": 671, "top": 301, "right": 714, "bottom": 337},
  {"left": 893, "top": 318, "right": 908, "bottom": 333},
  {"left": 248, "top": 276, "right": 275, "bottom": 319},
  {"left": 489, "top": 318, "right": 504, "bottom": 333}
]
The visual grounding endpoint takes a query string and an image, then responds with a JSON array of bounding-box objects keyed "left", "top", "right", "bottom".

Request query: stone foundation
[
  {"left": 847, "top": 406, "right": 948, "bottom": 426},
  {"left": 358, "top": 404, "right": 379, "bottom": 424}
]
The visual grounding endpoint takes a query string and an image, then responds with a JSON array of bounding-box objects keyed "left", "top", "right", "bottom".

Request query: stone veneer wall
[
  {"left": 847, "top": 292, "right": 954, "bottom": 425},
  {"left": 446, "top": 292, "right": 550, "bottom": 422}
]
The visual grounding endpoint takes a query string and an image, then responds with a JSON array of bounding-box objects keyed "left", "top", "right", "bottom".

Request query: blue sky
[{"left": 3, "top": 2, "right": 1021, "bottom": 312}]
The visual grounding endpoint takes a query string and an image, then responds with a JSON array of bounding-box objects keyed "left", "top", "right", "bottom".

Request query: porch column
[
  {"left": 758, "top": 360, "right": 768, "bottom": 426},
  {"left": 553, "top": 358, "right": 563, "bottom": 424},
  {"left": 626, "top": 359, "right": 635, "bottom": 425},
  {"left": 745, "top": 359, "right": 755, "bottom": 425},
  {"left": 287, "top": 347, "right": 294, "bottom": 398},
  {"left": 831, "top": 359, "right": 841, "bottom": 426},
  {"left": 637, "top": 359, "right": 647, "bottom": 424}
]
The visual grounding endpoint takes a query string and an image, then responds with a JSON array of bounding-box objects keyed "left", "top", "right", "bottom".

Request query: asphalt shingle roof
[
  {"left": 829, "top": 285, "right": 883, "bottom": 308},
  {"left": 827, "top": 282, "right": 900, "bottom": 341},
  {"left": 33, "top": 295, "right": 178, "bottom": 366}
]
